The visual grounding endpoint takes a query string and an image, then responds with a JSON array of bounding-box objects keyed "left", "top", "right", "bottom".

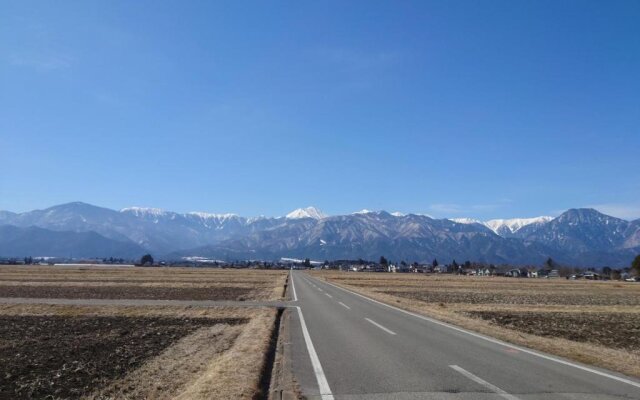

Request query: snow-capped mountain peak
[
  {"left": 450, "top": 217, "right": 482, "bottom": 224},
  {"left": 354, "top": 209, "right": 374, "bottom": 214},
  {"left": 286, "top": 207, "right": 327, "bottom": 220},
  {"left": 450, "top": 216, "right": 553, "bottom": 235},
  {"left": 120, "top": 207, "right": 168, "bottom": 217},
  {"left": 391, "top": 211, "right": 405, "bottom": 217},
  {"left": 484, "top": 216, "right": 553, "bottom": 234},
  {"left": 187, "top": 211, "right": 238, "bottom": 221}
]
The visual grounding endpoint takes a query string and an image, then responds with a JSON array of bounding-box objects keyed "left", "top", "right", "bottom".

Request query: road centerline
[
  {"left": 338, "top": 302, "right": 351, "bottom": 310},
  {"left": 450, "top": 365, "right": 521, "bottom": 400},
  {"left": 325, "top": 293, "right": 333, "bottom": 298},
  {"left": 365, "top": 317, "right": 397, "bottom": 335}
]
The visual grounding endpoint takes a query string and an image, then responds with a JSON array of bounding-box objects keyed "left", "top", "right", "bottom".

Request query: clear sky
[{"left": 2, "top": 1, "right": 639, "bottom": 220}]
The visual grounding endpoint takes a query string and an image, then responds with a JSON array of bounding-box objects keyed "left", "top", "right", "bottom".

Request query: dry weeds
[
  {"left": 174, "top": 309, "right": 276, "bottom": 400},
  {"left": 89, "top": 324, "right": 243, "bottom": 399}
]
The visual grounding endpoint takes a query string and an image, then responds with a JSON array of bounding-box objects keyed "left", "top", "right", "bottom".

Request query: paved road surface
[{"left": 288, "top": 271, "right": 640, "bottom": 400}]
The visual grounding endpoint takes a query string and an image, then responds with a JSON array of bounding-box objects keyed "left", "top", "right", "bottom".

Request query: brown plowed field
[
  {"left": 0, "top": 265, "right": 288, "bottom": 399},
  {"left": 0, "top": 315, "right": 244, "bottom": 399},
  {"left": 0, "top": 285, "right": 253, "bottom": 300}
]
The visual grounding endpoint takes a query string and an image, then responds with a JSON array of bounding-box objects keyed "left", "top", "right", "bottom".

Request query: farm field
[
  {"left": 0, "top": 265, "right": 287, "bottom": 301},
  {"left": 312, "top": 271, "right": 640, "bottom": 378},
  {"left": 0, "top": 266, "right": 288, "bottom": 399}
]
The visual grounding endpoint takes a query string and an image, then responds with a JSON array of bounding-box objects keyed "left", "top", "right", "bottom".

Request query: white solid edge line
[
  {"left": 365, "top": 317, "right": 397, "bottom": 335},
  {"left": 296, "top": 306, "right": 334, "bottom": 400},
  {"left": 316, "top": 277, "right": 640, "bottom": 389},
  {"left": 325, "top": 293, "right": 333, "bottom": 298},
  {"left": 290, "top": 271, "right": 298, "bottom": 302},
  {"left": 450, "top": 365, "right": 521, "bottom": 400},
  {"left": 339, "top": 302, "right": 351, "bottom": 310}
]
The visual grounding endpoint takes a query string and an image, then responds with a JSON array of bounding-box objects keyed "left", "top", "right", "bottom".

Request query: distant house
[
  {"left": 506, "top": 268, "right": 522, "bottom": 277},
  {"left": 583, "top": 272, "right": 601, "bottom": 280},
  {"left": 548, "top": 269, "right": 560, "bottom": 278},
  {"left": 397, "top": 264, "right": 412, "bottom": 273},
  {"left": 361, "top": 264, "right": 386, "bottom": 272}
]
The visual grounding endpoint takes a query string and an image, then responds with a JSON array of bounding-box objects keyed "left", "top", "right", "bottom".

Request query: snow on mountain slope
[
  {"left": 450, "top": 218, "right": 483, "bottom": 225},
  {"left": 286, "top": 207, "right": 327, "bottom": 220},
  {"left": 120, "top": 207, "right": 168, "bottom": 217},
  {"left": 449, "top": 216, "right": 553, "bottom": 235},
  {"left": 187, "top": 212, "right": 238, "bottom": 221},
  {"left": 485, "top": 216, "right": 553, "bottom": 234}
]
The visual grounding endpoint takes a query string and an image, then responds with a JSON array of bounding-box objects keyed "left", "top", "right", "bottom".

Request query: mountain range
[{"left": 0, "top": 202, "right": 639, "bottom": 267}]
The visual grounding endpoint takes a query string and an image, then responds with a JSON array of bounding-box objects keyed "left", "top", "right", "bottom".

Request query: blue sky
[{"left": 2, "top": 1, "right": 639, "bottom": 220}]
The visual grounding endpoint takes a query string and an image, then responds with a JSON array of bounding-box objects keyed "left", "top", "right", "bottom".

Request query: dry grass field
[
  {"left": 0, "top": 265, "right": 287, "bottom": 301},
  {"left": 0, "top": 265, "right": 288, "bottom": 399},
  {"left": 312, "top": 271, "right": 640, "bottom": 378}
]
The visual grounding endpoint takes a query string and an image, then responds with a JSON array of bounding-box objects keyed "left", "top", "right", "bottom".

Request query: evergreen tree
[
  {"left": 545, "top": 257, "right": 555, "bottom": 270},
  {"left": 379, "top": 256, "right": 388, "bottom": 266},
  {"left": 632, "top": 255, "right": 640, "bottom": 275},
  {"left": 140, "top": 254, "right": 154, "bottom": 265}
]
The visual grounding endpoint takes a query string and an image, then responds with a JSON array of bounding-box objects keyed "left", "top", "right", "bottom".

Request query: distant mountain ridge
[
  {"left": 0, "top": 202, "right": 638, "bottom": 266},
  {"left": 0, "top": 225, "right": 145, "bottom": 259}
]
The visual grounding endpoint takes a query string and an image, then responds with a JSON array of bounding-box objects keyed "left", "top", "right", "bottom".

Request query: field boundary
[{"left": 255, "top": 308, "right": 284, "bottom": 400}]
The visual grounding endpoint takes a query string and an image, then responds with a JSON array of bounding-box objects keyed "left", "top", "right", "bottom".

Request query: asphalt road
[{"left": 288, "top": 271, "right": 640, "bottom": 400}]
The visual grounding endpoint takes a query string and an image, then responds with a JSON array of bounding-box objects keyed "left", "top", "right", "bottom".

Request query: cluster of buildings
[
  {"left": 3, "top": 255, "right": 635, "bottom": 281},
  {"left": 318, "top": 259, "right": 633, "bottom": 280}
]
